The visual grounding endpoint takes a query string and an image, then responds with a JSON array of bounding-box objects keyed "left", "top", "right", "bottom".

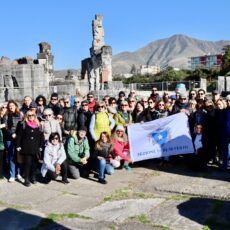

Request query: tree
[{"left": 221, "top": 46, "right": 230, "bottom": 75}]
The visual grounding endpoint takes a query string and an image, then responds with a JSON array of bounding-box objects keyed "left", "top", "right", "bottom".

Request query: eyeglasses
[
  {"left": 52, "top": 137, "right": 59, "bottom": 140},
  {"left": 28, "top": 114, "right": 35, "bottom": 117},
  {"left": 98, "top": 106, "right": 105, "bottom": 109},
  {"left": 45, "top": 114, "right": 52, "bottom": 117},
  {"left": 51, "top": 98, "right": 58, "bottom": 101}
]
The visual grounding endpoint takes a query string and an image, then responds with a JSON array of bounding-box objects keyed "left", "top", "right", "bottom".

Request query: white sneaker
[
  {"left": 16, "top": 174, "right": 23, "bottom": 182},
  {"left": 8, "top": 177, "right": 15, "bottom": 182}
]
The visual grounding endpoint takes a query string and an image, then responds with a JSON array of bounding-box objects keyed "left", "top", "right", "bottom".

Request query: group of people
[{"left": 0, "top": 87, "right": 230, "bottom": 187}]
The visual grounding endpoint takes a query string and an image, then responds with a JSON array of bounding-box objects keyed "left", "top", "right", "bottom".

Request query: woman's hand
[
  {"left": 80, "top": 157, "right": 88, "bottom": 165},
  {"left": 55, "top": 163, "right": 61, "bottom": 174}
]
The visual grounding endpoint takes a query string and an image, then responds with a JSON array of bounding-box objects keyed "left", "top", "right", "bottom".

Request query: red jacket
[
  {"left": 88, "top": 100, "right": 97, "bottom": 113},
  {"left": 112, "top": 139, "right": 130, "bottom": 161}
]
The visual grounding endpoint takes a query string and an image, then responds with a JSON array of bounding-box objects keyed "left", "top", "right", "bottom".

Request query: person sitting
[
  {"left": 94, "top": 132, "right": 114, "bottom": 184},
  {"left": 41, "top": 132, "right": 69, "bottom": 184},
  {"left": 112, "top": 125, "right": 132, "bottom": 171},
  {"left": 67, "top": 127, "right": 90, "bottom": 179}
]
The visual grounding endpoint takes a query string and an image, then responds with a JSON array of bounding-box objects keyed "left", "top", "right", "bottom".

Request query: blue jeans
[
  {"left": 6, "top": 140, "right": 19, "bottom": 178},
  {"left": 97, "top": 159, "right": 114, "bottom": 180}
]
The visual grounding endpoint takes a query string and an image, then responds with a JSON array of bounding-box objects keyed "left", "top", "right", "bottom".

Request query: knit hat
[{"left": 115, "top": 125, "right": 125, "bottom": 132}]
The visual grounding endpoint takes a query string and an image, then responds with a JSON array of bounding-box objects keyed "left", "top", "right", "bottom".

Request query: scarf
[{"left": 26, "top": 120, "right": 38, "bottom": 129}]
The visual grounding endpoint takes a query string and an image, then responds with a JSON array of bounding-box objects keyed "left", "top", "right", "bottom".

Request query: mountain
[{"left": 112, "top": 34, "right": 230, "bottom": 74}]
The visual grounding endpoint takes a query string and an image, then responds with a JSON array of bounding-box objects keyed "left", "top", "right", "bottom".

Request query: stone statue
[
  {"left": 92, "top": 14, "right": 105, "bottom": 53},
  {"left": 65, "top": 70, "right": 74, "bottom": 80}
]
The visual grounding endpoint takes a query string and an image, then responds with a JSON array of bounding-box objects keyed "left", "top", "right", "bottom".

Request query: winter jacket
[
  {"left": 67, "top": 135, "right": 90, "bottom": 164},
  {"left": 41, "top": 142, "right": 66, "bottom": 177},
  {"left": 61, "top": 107, "right": 78, "bottom": 132},
  {"left": 47, "top": 102, "right": 63, "bottom": 117},
  {"left": 94, "top": 142, "right": 113, "bottom": 162},
  {"left": 16, "top": 122, "right": 43, "bottom": 155},
  {"left": 114, "top": 111, "right": 133, "bottom": 127},
  {"left": 41, "top": 119, "right": 62, "bottom": 141},
  {"left": 112, "top": 139, "right": 130, "bottom": 161}
]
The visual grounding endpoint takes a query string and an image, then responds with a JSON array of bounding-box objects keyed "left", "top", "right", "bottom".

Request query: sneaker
[
  {"left": 123, "top": 165, "right": 132, "bottom": 171},
  {"left": 16, "top": 174, "right": 23, "bottom": 182},
  {"left": 8, "top": 177, "right": 15, "bottom": 182},
  {"left": 98, "top": 178, "right": 107, "bottom": 184}
]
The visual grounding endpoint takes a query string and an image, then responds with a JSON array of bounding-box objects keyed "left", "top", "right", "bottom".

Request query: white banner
[{"left": 128, "top": 113, "right": 194, "bottom": 162}]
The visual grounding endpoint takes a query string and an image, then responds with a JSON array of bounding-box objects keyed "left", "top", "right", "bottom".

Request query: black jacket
[
  {"left": 16, "top": 122, "right": 44, "bottom": 155},
  {"left": 62, "top": 107, "right": 78, "bottom": 132}
]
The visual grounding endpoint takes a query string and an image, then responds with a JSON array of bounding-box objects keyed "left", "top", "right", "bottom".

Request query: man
[
  {"left": 171, "top": 93, "right": 191, "bottom": 116},
  {"left": 47, "top": 93, "right": 63, "bottom": 117},
  {"left": 212, "top": 90, "right": 221, "bottom": 107},
  {"left": 20, "top": 96, "right": 32, "bottom": 116},
  {"left": 196, "top": 89, "right": 207, "bottom": 103},
  {"left": 150, "top": 87, "right": 160, "bottom": 101},
  {"left": 87, "top": 92, "right": 97, "bottom": 113}
]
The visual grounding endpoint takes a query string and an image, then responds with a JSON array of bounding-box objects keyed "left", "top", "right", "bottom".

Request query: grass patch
[
  {"left": 149, "top": 171, "right": 161, "bottom": 176},
  {"left": 0, "top": 200, "right": 31, "bottom": 210},
  {"left": 129, "top": 214, "right": 171, "bottom": 230},
  {"left": 166, "top": 194, "right": 190, "bottom": 201},
  {"left": 29, "top": 212, "right": 91, "bottom": 230},
  {"left": 103, "top": 188, "right": 154, "bottom": 202}
]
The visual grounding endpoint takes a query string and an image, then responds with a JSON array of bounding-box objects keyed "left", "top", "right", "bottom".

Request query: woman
[
  {"left": 35, "top": 95, "right": 47, "bottom": 121},
  {"left": 41, "top": 108, "right": 62, "bottom": 143},
  {"left": 16, "top": 110, "right": 43, "bottom": 187},
  {"left": 67, "top": 127, "right": 90, "bottom": 179},
  {"left": 41, "top": 132, "right": 69, "bottom": 184},
  {"left": 89, "top": 101, "right": 115, "bottom": 141},
  {"left": 112, "top": 125, "right": 132, "bottom": 171},
  {"left": 3, "top": 100, "right": 23, "bottom": 182},
  {"left": 155, "top": 100, "right": 169, "bottom": 119},
  {"left": 114, "top": 101, "right": 133, "bottom": 131},
  {"left": 132, "top": 101, "right": 145, "bottom": 123},
  {"left": 94, "top": 132, "right": 114, "bottom": 184}
]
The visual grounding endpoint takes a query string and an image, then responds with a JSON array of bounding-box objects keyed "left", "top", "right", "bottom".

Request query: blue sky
[{"left": 0, "top": 0, "right": 229, "bottom": 70}]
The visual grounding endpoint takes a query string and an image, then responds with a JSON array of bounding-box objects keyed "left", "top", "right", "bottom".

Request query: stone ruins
[
  {"left": 81, "top": 14, "right": 112, "bottom": 91},
  {"left": 0, "top": 42, "right": 54, "bottom": 103}
]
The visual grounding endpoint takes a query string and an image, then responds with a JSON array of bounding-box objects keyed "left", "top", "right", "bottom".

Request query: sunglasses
[
  {"left": 87, "top": 96, "right": 93, "bottom": 98},
  {"left": 190, "top": 93, "right": 196, "bottom": 95},
  {"left": 158, "top": 104, "right": 164, "bottom": 106},
  {"left": 116, "top": 130, "right": 124, "bottom": 132},
  {"left": 98, "top": 106, "right": 105, "bottom": 108},
  {"left": 121, "top": 104, "right": 128, "bottom": 106},
  {"left": 111, "top": 102, "right": 116, "bottom": 104},
  {"left": 198, "top": 93, "right": 204, "bottom": 95},
  {"left": 51, "top": 98, "right": 58, "bottom": 101},
  {"left": 28, "top": 114, "right": 35, "bottom": 117},
  {"left": 64, "top": 101, "right": 70, "bottom": 104},
  {"left": 148, "top": 101, "right": 154, "bottom": 104},
  {"left": 74, "top": 101, "right": 80, "bottom": 104},
  {"left": 180, "top": 98, "right": 187, "bottom": 100},
  {"left": 129, "top": 100, "right": 135, "bottom": 103},
  {"left": 82, "top": 104, "right": 88, "bottom": 106}
]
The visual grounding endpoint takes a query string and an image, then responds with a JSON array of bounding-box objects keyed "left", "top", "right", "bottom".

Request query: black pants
[
  {"left": 24, "top": 155, "right": 38, "bottom": 182},
  {"left": 0, "top": 150, "right": 3, "bottom": 178},
  {"left": 46, "top": 161, "right": 68, "bottom": 180}
]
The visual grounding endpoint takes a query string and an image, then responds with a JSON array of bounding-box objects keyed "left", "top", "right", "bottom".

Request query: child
[{"left": 94, "top": 132, "right": 114, "bottom": 184}]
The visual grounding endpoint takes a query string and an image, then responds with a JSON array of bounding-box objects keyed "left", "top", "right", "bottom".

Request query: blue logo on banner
[{"left": 151, "top": 129, "right": 168, "bottom": 145}]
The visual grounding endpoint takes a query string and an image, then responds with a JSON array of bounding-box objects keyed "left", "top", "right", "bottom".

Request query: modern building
[{"left": 190, "top": 54, "right": 223, "bottom": 70}]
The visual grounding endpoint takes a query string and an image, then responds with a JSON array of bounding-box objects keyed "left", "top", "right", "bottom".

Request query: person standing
[{"left": 16, "top": 110, "right": 43, "bottom": 187}]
